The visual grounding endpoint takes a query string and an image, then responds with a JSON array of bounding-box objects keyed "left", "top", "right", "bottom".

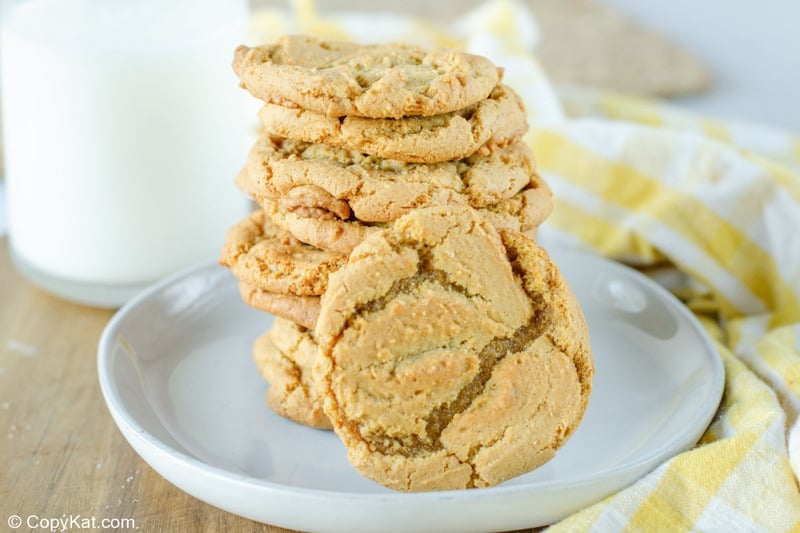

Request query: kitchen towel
[{"left": 532, "top": 105, "right": 800, "bottom": 531}]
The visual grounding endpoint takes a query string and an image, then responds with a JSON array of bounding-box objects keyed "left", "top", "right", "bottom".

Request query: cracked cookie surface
[
  {"left": 220, "top": 210, "right": 346, "bottom": 295},
  {"left": 257, "top": 184, "right": 552, "bottom": 255},
  {"left": 233, "top": 35, "right": 500, "bottom": 119},
  {"left": 254, "top": 318, "right": 331, "bottom": 429},
  {"left": 257, "top": 84, "right": 527, "bottom": 163},
  {"left": 313, "top": 206, "right": 593, "bottom": 491},
  {"left": 240, "top": 135, "right": 542, "bottom": 224}
]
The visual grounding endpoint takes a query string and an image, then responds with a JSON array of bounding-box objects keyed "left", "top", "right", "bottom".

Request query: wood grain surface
[{"left": 0, "top": 239, "right": 292, "bottom": 532}]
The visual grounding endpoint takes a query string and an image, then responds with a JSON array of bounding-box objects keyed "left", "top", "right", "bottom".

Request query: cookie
[
  {"left": 239, "top": 282, "right": 320, "bottom": 330},
  {"left": 239, "top": 135, "right": 538, "bottom": 223},
  {"left": 232, "top": 35, "right": 500, "bottom": 118},
  {"left": 314, "top": 206, "right": 593, "bottom": 491},
  {"left": 253, "top": 319, "right": 331, "bottom": 429},
  {"left": 220, "top": 210, "right": 346, "bottom": 295},
  {"left": 259, "top": 183, "right": 552, "bottom": 254},
  {"left": 257, "top": 84, "right": 527, "bottom": 163}
]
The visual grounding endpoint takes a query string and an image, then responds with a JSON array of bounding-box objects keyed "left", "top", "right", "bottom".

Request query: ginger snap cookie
[
  {"left": 220, "top": 210, "right": 346, "bottom": 295},
  {"left": 257, "top": 84, "right": 527, "bottom": 163},
  {"left": 232, "top": 35, "right": 500, "bottom": 118},
  {"left": 313, "top": 206, "right": 593, "bottom": 491},
  {"left": 239, "top": 135, "right": 538, "bottom": 223},
  {"left": 253, "top": 319, "right": 331, "bottom": 429},
  {"left": 259, "top": 183, "right": 552, "bottom": 254},
  {"left": 239, "top": 282, "right": 320, "bottom": 330}
]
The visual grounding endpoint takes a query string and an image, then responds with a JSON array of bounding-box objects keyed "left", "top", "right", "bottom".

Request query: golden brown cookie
[
  {"left": 239, "top": 136, "right": 538, "bottom": 223},
  {"left": 239, "top": 282, "right": 320, "bottom": 330},
  {"left": 257, "top": 84, "right": 527, "bottom": 163},
  {"left": 314, "top": 206, "right": 593, "bottom": 491},
  {"left": 253, "top": 319, "right": 331, "bottom": 429},
  {"left": 233, "top": 35, "right": 500, "bottom": 118},
  {"left": 258, "top": 182, "right": 552, "bottom": 254},
  {"left": 220, "top": 210, "right": 346, "bottom": 295}
]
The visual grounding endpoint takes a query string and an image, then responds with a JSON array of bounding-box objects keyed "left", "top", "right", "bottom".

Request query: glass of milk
[{"left": 0, "top": 0, "right": 251, "bottom": 307}]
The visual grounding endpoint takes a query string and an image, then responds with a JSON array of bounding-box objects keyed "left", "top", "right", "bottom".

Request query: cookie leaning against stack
[
  {"left": 220, "top": 35, "right": 591, "bottom": 491},
  {"left": 315, "top": 206, "right": 592, "bottom": 491}
]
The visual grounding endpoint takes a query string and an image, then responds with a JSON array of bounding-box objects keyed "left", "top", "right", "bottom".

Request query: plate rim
[{"left": 97, "top": 245, "right": 725, "bottom": 516}]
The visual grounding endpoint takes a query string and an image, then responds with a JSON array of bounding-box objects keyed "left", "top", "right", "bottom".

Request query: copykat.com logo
[{"left": 7, "top": 514, "right": 136, "bottom": 531}]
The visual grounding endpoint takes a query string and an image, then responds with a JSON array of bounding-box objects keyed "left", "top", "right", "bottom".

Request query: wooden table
[{"left": 0, "top": 238, "right": 292, "bottom": 532}]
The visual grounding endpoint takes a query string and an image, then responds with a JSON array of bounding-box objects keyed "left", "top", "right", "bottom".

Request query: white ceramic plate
[{"left": 97, "top": 246, "right": 724, "bottom": 532}]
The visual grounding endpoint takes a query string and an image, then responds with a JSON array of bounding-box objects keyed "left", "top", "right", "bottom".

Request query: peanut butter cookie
[
  {"left": 257, "top": 84, "right": 527, "bottom": 163},
  {"left": 258, "top": 184, "right": 552, "bottom": 254},
  {"left": 314, "top": 206, "right": 593, "bottom": 491},
  {"left": 233, "top": 35, "right": 500, "bottom": 118},
  {"left": 239, "top": 136, "right": 540, "bottom": 223},
  {"left": 220, "top": 210, "right": 346, "bottom": 295},
  {"left": 253, "top": 319, "right": 331, "bottom": 429},
  {"left": 239, "top": 282, "right": 320, "bottom": 330}
]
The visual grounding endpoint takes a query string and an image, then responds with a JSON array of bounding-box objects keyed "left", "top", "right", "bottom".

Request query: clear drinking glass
[{"left": 0, "top": 0, "right": 251, "bottom": 307}]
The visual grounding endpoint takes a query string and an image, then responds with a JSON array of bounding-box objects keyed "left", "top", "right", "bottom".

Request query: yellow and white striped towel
[
  {"left": 532, "top": 114, "right": 800, "bottom": 532},
  {"left": 250, "top": 2, "right": 800, "bottom": 529}
]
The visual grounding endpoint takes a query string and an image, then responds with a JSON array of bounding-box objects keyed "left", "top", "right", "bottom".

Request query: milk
[{"left": 0, "top": 0, "right": 251, "bottom": 306}]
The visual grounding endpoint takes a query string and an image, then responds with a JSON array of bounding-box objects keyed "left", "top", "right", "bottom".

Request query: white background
[{"left": 1, "top": 0, "right": 799, "bottom": 236}]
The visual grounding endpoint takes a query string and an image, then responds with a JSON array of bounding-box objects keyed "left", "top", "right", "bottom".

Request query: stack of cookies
[{"left": 220, "top": 35, "right": 593, "bottom": 491}]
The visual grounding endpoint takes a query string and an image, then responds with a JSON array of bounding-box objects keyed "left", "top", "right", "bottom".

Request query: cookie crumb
[{"left": 6, "top": 339, "right": 38, "bottom": 356}]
